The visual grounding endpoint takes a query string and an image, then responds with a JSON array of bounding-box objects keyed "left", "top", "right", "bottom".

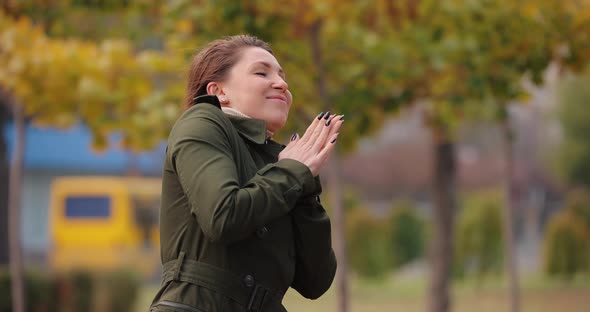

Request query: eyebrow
[{"left": 252, "top": 61, "right": 286, "bottom": 78}]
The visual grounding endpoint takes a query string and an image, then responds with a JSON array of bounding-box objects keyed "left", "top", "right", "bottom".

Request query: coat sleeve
[
  {"left": 168, "top": 108, "right": 316, "bottom": 245},
  {"left": 290, "top": 176, "right": 337, "bottom": 299}
]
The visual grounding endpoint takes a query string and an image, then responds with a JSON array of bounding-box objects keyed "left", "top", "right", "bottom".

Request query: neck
[
  {"left": 221, "top": 106, "right": 250, "bottom": 119},
  {"left": 221, "top": 106, "right": 274, "bottom": 139}
]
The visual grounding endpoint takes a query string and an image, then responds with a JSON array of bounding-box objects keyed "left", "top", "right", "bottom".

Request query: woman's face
[{"left": 218, "top": 47, "right": 292, "bottom": 132}]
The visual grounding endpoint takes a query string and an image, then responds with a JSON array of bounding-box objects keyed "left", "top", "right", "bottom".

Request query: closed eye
[{"left": 255, "top": 72, "right": 267, "bottom": 77}]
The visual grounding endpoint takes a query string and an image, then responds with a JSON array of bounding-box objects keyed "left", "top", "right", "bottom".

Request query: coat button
[
  {"left": 256, "top": 226, "right": 269, "bottom": 238},
  {"left": 243, "top": 274, "right": 255, "bottom": 288}
]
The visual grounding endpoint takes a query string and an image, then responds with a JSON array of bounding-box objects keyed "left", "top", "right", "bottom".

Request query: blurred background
[{"left": 1, "top": 1, "right": 590, "bottom": 312}]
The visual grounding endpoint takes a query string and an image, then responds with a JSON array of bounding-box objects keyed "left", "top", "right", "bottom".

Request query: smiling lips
[{"left": 267, "top": 95, "right": 288, "bottom": 104}]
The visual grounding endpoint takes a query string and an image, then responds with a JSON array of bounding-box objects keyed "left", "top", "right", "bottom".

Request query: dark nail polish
[
  {"left": 339, "top": 115, "right": 344, "bottom": 121},
  {"left": 331, "top": 137, "right": 337, "bottom": 144},
  {"left": 317, "top": 112, "right": 325, "bottom": 120},
  {"left": 325, "top": 119, "right": 331, "bottom": 126},
  {"left": 290, "top": 133, "right": 297, "bottom": 141},
  {"left": 324, "top": 111, "right": 331, "bottom": 120}
]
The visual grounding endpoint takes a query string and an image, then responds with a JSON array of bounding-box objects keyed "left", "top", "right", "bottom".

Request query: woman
[{"left": 150, "top": 35, "right": 341, "bottom": 312}]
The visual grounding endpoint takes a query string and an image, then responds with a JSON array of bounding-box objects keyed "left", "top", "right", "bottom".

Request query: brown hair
[{"left": 184, "top": 35, "right": 273, "bottom": 110}]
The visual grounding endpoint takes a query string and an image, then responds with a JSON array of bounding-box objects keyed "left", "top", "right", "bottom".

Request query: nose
[{"left": 272, "top": 76, "right": 288, "bottom": 92}]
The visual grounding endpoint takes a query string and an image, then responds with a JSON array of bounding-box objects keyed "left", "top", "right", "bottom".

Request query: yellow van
[{"left": 48, "top": 176, "right": 161, "bottom": 280}]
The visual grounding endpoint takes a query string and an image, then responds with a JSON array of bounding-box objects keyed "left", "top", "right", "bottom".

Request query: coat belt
[{"left": 159, "top": 252, "right": 285, "bottom": 311}]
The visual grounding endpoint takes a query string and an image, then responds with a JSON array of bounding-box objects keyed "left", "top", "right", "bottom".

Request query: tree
[
  {"left": 0, "top": 0, "right": 182, "bottom": 261},
  {"left": 556, "top": 71, "right": 590, "bottom": 187},
  {"left": 0, "top": 92, "right": 8, "bottom": 266},
  {"left": 0, "top": 10, "right": 176, "bottom": 311},
  {"left": 159, "top": 3, "right": 590, "bottom": 312},
  {"left": 362, "top": 1, "right": 590, "bottom": 311}
]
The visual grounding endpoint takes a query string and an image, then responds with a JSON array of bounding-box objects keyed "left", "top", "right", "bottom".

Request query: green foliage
[
  {"left": 346, "top": 207, "right": 392, "bottom": 279},
  {"left": 388, "top": 202, "right": 426, "bottom": 269},
  {"left": 0, "top": 269, "right": 60, "bottom": 312},
  {"left": 556, "top": 71, "right": 590, "bottom": 188},
  {"left": 25, "top": 270, "right": 59, "bottom": 312},
  {"left": 101, "top": 269, "right": 141, "bottom": 312},
  {"left": 344, "top": 199, "right": 427, "bottom": 277},
  {"left": 0, "top": 268, "right": 140, "bottom": 312},
  {"left": 66, "top": 270, "right": 94, "bottom": 311},
  {"left": 562, "top": 188, "right": 590, "bottom": 235},
  {"left": 543, "top": 189, "right": 590, "bottom": 279},
  {"left": 0, "top": 11, "right": 180, "bottom": 151},
  {"left": 158, "top": 0, "right": 395, "bottom": 152},
  {"left": 544, "top": 210, "right": 590, "bottom": 279},
  {"left": 4, "top": 0, "right": 160, "bottom": 43},
  {"left": 0, "top": 268, "right": 8, "bottom": 312},
  {"left": 455, "top": 192, "right": 504, "bottom": 279},
  {"left": 4, "top": 0, "right": 589, "bottom": 153}
]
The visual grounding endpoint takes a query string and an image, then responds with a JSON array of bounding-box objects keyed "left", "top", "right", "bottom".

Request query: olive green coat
[{"left": 150, "top": 95, "right": 336, "bottom": 312}]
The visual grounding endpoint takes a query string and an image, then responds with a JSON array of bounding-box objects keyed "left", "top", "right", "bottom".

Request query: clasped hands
[{"left": 279, "top": 112, "right": 344, "bottom": 177}]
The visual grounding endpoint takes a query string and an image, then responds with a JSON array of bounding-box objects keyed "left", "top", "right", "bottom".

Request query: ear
[
  {"left": 206, "top": 82, "right": 229, "bottom": 105},
  {"left": 206, "top": 82, "right": 224, "bottom": 96}
]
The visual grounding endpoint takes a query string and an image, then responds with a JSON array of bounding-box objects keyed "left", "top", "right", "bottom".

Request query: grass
[{"left": 136, "top": 273, "right": 590, "bottom": 312}]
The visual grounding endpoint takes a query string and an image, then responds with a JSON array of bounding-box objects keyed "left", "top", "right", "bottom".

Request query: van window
[{"left": 65, "top": 196, "right": 111, "bottom": 218}]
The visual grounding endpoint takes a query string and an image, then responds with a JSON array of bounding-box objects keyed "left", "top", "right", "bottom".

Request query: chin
[
  {"left": 267, "top": 113, "right": 288, "bottom": 131},
  {"left": 267, "top": 119, "right": 287, "bottom": 133},
  {"left": 267, "top": 122, "right": 284, "bottom": 133}
]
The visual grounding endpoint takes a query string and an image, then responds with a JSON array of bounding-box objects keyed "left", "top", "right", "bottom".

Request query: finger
[
  {"left": 312, "top": 114, "right": 341, "bottom": 152},
  {"left": 281, "top": 133, "right": 299, "bottom": 154},
  {"left": 316, "top": 133, "right": 339, "bottom": 162},
  {"left": 310, "top": 113, "right": 336, "bottom": 151},
  {"left": 305, "top": 111, "right": 332, "bottom": 148},
  {"left": 324, "top": 115, "right": 344, "bottom": 147},
  {"left": 309, "top": 111, "right": 332, "bottom": 139},
  {"left": 299, "top": 112, "right": 325, "bottom": 144}
]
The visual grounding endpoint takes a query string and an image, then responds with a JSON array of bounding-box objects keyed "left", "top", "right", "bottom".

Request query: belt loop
[{"left": 173, "top": 251, "right": 186, "bottom": 281}]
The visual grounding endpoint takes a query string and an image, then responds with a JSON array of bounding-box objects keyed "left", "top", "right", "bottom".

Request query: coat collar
[{"left": 194, "top": 94, "right": 268, "bottom": 145}]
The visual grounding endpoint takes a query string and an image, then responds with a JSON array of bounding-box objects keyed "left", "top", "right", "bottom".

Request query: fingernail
[
  {"left": 324, "top": 111, "right": 331, "bottom": 119},
  {"left": 326, "top": 119, "right": 332, "bottom": 126},
  {"left": 290, "top": 133, "right": 298, "bottom": 141},
  {"left": 331, "top": 137, "right": 337, "bottom": 144},
  {"left": 339, "top": 115, "right": 344, "bottom": 121},
  {"left": 317, "top": 112, "right": 325, "bottom": 120}
]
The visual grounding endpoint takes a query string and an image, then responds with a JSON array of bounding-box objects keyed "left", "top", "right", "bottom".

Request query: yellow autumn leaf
[{"left": 175, "top": 19, "right": 193, "bottom": 33}]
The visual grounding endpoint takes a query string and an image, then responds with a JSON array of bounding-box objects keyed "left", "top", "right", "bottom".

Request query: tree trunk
[
  {"left": 327, "top": 154, "right": 348, "bottom": 312},
  {"left": 309, "top": 19, "right": 349, "bottom": 312},
  {"left": 429, "top": 130, "right": 456, "bottom": 312},
  {"left": 501, "top": 116, "right": 520, "bottom": 312},
  {"left": 0, "top": 99, "right": 9, "bottom": 265},
  {"left": 9, "top": 103, "right": 25, "bottom": 312}
]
